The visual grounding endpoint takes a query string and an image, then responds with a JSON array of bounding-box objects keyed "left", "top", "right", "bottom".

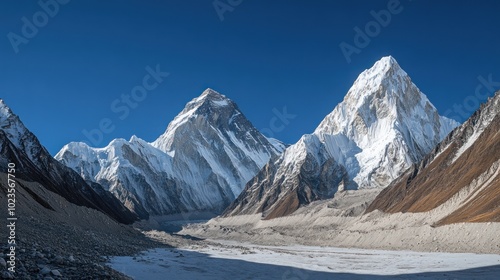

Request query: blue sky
[{"left": 1, "top": 0, "right": 499, "bottom": 155}]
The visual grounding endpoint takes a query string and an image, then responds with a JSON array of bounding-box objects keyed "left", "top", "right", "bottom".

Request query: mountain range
[
  {"left": 2, "top": 54, "right": 498, "bottom": 279},
  {"left": 5, "top": 55, "right": 497, "bottom": 230},
  {"left": 56, "top": 89, "right": 283, "bottom": 219},
  {"left": 0, "top": 99, "right": 136, "bottom": 224},
  {"left": 223, "top": 56, "right": 459, "bottom": 219}
]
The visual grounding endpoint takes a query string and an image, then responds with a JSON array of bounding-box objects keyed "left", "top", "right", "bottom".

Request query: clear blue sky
[{"left": 1, "top": 0, "right": 499, "bottom": 155}]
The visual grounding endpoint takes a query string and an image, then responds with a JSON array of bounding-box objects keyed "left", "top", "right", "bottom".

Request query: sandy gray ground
[{"left": 179, "top": 189, "right": 500, "bottom": 254}]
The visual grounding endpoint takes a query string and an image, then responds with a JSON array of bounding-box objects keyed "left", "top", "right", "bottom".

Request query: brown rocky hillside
[{"left": 367, "top": 92, "right": 500, "bottom": 225}]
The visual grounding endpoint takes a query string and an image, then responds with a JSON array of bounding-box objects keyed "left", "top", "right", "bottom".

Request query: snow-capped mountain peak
[
  {"left": 57, "top": 89, "right": 283, "bottom": 218},
  {"left": 152, "top": 88, "right": 239, "bottom": 153},
  {"left": 224, "top": 56, "right": 459, "bottom": 219},
  {"left": 0, "top": 99, "right": 11, "bottom": 119},
  {"left": 314, "top": 56, "right": 459, "bottom": 187},
  {"left": 0, "top": 98, "right": 47, "bottom": 164},
  {"left": 1, "top": 99, "right": 137, "bottom": 224},
  {"left": 198, "top": 88, "right": 230, "bottom": 102},
  {"left": 1, "top": 98, "right": 24, "bottom": 138},
  {"left": 190, "top": 88, "right": 235, "bottom": 109},
  {"left": 317, "top": 56, "right": 411, "bottom": 135},
  {"left": 352, "top": 55, "right": 404, "bottom": 85},
  {"left": 188, "top": 88, "right": 234, "bottom": 110}
]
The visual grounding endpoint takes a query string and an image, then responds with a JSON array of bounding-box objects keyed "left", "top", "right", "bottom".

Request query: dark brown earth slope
[
  {"left": 0, "top": 100, "right": 138, "bottom": 224},
  {"left": 0, "top": 173, "right": 163, "bottom": 279},
  {"left": 367, "top": 92, "right": 500, "bottom": 225}
]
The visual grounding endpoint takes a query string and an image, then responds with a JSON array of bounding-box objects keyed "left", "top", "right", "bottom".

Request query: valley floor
[
  {"left": 178, "top": 189, "right": 500, "bottom": 254},
  {"left": 108, "top": 237, "right": 500, "bottom": 280},
  {"left": 107, "top": 187, "right": 500, "bottom": 279},
  {"left": 6, "top": 174, "right": 499, "bottom": 279}
]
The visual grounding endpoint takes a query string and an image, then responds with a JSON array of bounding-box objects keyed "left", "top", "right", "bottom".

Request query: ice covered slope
[
  {"left": 56, "top": 89, "right": 282, "bottom": 219},
  {"left": 367, "top": 91, "right": 500, "bottom": 225},
  {"left": 224, "top": 56, "right": 459, "bottom": 219},
  {"left": 0, "top": 99, "right": 137, "bottom": 224},
  {"left": 314, "top": 56, "right": 458, "bottom": 188}
]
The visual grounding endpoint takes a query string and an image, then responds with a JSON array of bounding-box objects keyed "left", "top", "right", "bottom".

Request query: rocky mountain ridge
[
  {"left": 0, "top": 99, "right": 136, "bottom": 224},
  {"left": 367, "top": 90, "right": 500, "bottom": 225},
  {"left": 223, "top": 56, "right": 459, "bottom": 219},
  {"left": 56, "top": 89, "right": 283, "bottom": 219}
]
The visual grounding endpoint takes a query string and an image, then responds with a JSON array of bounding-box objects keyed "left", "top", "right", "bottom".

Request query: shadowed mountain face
[
  {"left": 56, "top": 89, "right": 283, "bottom": 219},
  {"left": 0, "top": 99, "right": 137, "bottom": 224},
  {"left": 367, "top": 91, "right": 500, "bottom": 225},
  {"left": 223, "top": 56, "right": 458, "bottom": 219}
]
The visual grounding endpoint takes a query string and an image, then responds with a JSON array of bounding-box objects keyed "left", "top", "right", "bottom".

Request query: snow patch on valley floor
[{"left": 108, "top": 241, "right": 500, "bottom": 279}]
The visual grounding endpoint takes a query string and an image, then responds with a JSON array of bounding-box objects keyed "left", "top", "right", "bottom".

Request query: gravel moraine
[{"left": 0, "top": 215, "right": 167, "bottom": 280}]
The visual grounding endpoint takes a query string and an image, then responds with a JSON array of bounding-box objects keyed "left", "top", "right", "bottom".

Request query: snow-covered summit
[
  {"left": 314, "top": 56, "right": 459, "bottom": 185},
  {"left": 152, "top": 88, "right": 238, "bottom": 153},
  {"left": 197, "top": 88, "right": 230, "bottom": 102},
  {"left": 0, "top": 99, "right": 11, "bottom": 119},
  {"left": 0, "top": 98, "right": 47, "bottom": 164},
  {"left": 57, "top": 88, "right": 283, "bottom": 218},
  {"left": 186, "top": 88, "right": 234, "bottom": 111},
  {"left": 348, "top": 55, "right": 405, "bottom": 89},
  {"left": 224, "top": 56, "right": 459, "bottom": 219}
]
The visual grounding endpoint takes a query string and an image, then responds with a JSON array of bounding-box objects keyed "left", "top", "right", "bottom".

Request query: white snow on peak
[
  {"left": 0, "top": 99, "right": 12, "bottom": 121},
  {"left": 152, "top": 88, "right": 236, "bottom": 153},
  {"left": 193, "top": 88, "right": 231, "bottom": 106},
  {"left": 266, "top": 137, "right": 287, "bottom": 153},
  {"left": 56, "top": 88, "right": 283, "bottom": 216},
  {"left": 288, "top": 56, "right": 460, "bottom": 189},
  {"left": 211, "top": 99, "right": 230, "bottom": 107},
  {"left": 0, "top": 99, "right": 43, "bottom": 163},
  {"left": 451, "top": 91, "right": 500, "bottom": 163},
  {"left": 281, "top": 134, "right": 321, "bottom": 169}
]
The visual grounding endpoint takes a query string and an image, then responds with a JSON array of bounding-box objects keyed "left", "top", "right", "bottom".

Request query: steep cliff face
[
  {"left": 224, "top": 56, "right": 458, "bottom": 219},
  {"left": 367, "top": 91, "right": 500, "bottom": 225},
  {"left": 226, "top": 134, "right": 349, "bottom": 219},
  {"left": 56, "top": 89, "right": 282, "bottom": 218},
  {"left": 313, "top": 56, "right": 457, "bottom": 189},
  {"left": 0, "top": 99, "right": 137, "bottom": 224}
]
